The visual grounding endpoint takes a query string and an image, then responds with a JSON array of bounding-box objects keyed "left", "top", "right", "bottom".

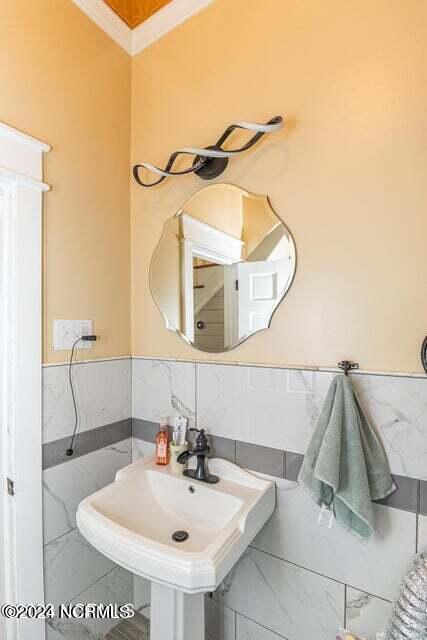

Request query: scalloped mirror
[{"left": 150, "top": 184, "right": 296, "bottom": 352}]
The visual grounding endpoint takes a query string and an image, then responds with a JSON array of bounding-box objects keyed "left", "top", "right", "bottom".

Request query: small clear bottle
[{"left": 155, "top": 422, "right": 170, "bottom": 465}]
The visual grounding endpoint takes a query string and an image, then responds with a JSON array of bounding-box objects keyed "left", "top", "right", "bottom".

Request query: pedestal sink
[{"left": 77, "top": 457, "right": 275, "bottom": 640}]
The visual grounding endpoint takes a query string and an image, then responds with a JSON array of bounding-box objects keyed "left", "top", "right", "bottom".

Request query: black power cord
[{"left": 66, "top": 335, "right": 97, "bottom": 456}]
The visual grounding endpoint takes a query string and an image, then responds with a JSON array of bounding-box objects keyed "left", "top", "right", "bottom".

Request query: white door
[
  {"left": 0, "top": 186, "right": 8, "bottom": 640},
  {"left": 0, "top": 181, "right": 46, "bottom": 640},
  {"left": 0, "top": 122, "right": 50, "bottom": 640},
  {"left": 234, "top": 259, "right": 292, "bottom": 340}
]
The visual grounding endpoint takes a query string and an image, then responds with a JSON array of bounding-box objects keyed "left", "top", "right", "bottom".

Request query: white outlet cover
[{"left": 53, "top": 320, "right": 93, "bottom": 351}]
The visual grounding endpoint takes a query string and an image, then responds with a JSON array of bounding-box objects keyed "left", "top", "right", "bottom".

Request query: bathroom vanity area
[
  {"left": 77, "top": 457, "right": 275, "bottom": 640},
  {"left": 2, "top": 1, "right": 427, "bottom": 639}
]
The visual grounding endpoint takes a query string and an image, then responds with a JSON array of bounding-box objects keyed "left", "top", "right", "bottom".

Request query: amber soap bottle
[{"left": 156, "top": 424, "right": 170, "bottom": 465}]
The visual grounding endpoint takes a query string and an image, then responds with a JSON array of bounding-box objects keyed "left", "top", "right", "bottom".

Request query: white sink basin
[{"left": 77, "top": 457, "right": 275, "bottom": 594}]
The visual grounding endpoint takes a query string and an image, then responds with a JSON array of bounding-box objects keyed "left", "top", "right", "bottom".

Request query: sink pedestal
[{"left": 150, "top": 582, "right": 205, "bottom": 640}]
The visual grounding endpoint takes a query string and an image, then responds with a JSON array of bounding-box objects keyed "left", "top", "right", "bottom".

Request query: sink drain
[{"left": 172, "top": 530, "right": 189, "bottom": 543}]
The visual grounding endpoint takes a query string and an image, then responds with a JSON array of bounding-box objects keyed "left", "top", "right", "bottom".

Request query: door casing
[{"left": 0, "top": 122, "right": 50, "bottom": 640}]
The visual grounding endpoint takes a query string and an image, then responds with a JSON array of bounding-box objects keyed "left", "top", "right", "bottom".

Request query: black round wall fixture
[{"left": 421, "top": 336, "right": 427, "bottom": 373}]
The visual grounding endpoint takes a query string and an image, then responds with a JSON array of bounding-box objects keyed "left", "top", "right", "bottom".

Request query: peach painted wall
[
  {"left": 130, "top": 0, "right": 427, "bottom": 373},
  {"left": 0, "top": 0, "right": 131, "bottom": 363}
]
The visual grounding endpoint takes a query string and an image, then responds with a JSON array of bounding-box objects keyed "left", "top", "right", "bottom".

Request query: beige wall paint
[
  {"left": 185, "top": 184, "right": 244, "bottom": 239},
  {"left": 131, "top": 0, "right": 427, "bottom": 373},
  {"left": 1, "top": 0, "right": 131, "bottom": 363},
  {"left": 2, "top": 0, "right": 426, "bottom": 372},
  {"left": 242, "top": 195, "right": 277, "bottom": 258}
]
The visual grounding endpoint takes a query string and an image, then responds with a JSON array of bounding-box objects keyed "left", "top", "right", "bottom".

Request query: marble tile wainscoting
[
  {"left": 132, "top": 357, "right": 427, "bottom": 640},
  {"left": 42, "top": 357, "right": 137, "bottom": 640},
  {"left": 39, "top": 355, "right": 427, "bottom": 640}
]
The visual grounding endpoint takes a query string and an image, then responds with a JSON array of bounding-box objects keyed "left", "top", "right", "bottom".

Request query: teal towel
[{"left": 298, "top": 374, "right": 396, "bottom": 540}]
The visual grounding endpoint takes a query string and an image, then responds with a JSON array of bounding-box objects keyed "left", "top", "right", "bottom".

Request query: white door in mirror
[{"left": 230, "top": 258, "right": 293, "bottom": 344}]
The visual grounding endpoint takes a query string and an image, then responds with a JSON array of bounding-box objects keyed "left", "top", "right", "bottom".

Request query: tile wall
[
  {"left": 132, "top": 357, "right": 427, "bottom": 640},
  {"left": 41, "top": 355, "right": 426, "bottom": 640},
  {"left": 42, "top": 358, "right": 134, "bottom": 640}
]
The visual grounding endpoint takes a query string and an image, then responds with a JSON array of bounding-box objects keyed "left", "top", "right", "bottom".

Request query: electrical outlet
[{"left": 53, "top": 320, "right": 93, "bottom": 351}]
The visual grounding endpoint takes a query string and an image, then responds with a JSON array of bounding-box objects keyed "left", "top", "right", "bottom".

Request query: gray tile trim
[
  {"left": 132, "top": 426, "right": 423, "bottom": 515},
  {"left": 284, "top": 451, "right": 304, "bottom": 482},
  {"left": 132, "top": 421, "right": 237, "bottom": 461},
  {"left": 236, "top": 441, "right": 284, "bottom": 479},
  {"left": 210, "top": 435, "right": 236, "bottom": 462},
  {"left": 132, "top": 418, "right": 160, "bottom": 444},
  {"left": 420, "top": 481, "right": 427, "bottom": 516},
  {"left": 374, "top": 474, "right": 420, "bottom": 513},
  {"left": 42, "top": 418, "right": 132, "bottom": 470}
]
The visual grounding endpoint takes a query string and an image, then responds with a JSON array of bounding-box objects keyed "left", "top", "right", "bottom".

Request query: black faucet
[{"left": 177, "top": 428, "right": 219, "bottom": 484}]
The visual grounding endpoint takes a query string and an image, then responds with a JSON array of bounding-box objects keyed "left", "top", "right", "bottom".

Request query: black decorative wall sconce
[{"left": 133, "top": 116, "right": 283, "bottom": 187}]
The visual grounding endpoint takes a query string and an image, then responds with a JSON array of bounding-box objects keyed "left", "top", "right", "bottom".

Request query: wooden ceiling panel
[{"left": 103, "top": 0, "right": 172, "bottom": 29}]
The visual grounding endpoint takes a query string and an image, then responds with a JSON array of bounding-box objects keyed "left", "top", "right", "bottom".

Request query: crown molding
[
  {"left": 71, "top": 0, "right": 132, "bottom": 53},
  {"left": 71, "top": 0, "right": 215, "bottom": 56},
  {"left": 132, "top": 0, "right": 215, "bottom": 55}
]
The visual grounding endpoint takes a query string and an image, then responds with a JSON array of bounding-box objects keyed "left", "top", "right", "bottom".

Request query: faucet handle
[{"left": 188, "top": 428, "right": 209, "bottom": 451}]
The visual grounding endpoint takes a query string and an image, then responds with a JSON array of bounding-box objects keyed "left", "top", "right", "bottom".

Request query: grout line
[
  {"left": 68, "top": 565, "right": 119, "bottom": 605},
  {"left": 44, "top": 526, "right": 77, "bottom": 548},
  {"left": 344, "top": 584, "right": 347, "bottom": 628},
  {"left": 249, "top": 546, "right": 393, "bottom": 603},
  {"left": 237, "top": 611, "right": 290, "bottom": 640},
  {"left": 416, "top": 513, "right": 419, "bottom": 552}
]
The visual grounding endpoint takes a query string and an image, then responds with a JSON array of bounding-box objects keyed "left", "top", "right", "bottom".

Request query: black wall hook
[
  {"left": 421, "top": 336, "right": 427, "bottom": 374},
  {"left": 338, "top": 360, "right": 359, "bottom": 376}
]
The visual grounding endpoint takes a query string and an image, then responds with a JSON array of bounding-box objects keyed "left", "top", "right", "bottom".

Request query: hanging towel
[{"left": 298, "top": 374, "right": 396, "bottom": 540}]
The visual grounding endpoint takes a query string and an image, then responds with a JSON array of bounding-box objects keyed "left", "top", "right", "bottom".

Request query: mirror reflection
[{"left": 150, "top": 184, "right": 296, "bottom": 352}]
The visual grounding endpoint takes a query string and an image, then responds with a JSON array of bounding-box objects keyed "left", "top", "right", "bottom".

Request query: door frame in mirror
[
  {"left": 149, "top": 184, "right": 297, "bottom": 353},
  {"left": 180, "top": 213, "right": 244, "bottom": 342}
]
